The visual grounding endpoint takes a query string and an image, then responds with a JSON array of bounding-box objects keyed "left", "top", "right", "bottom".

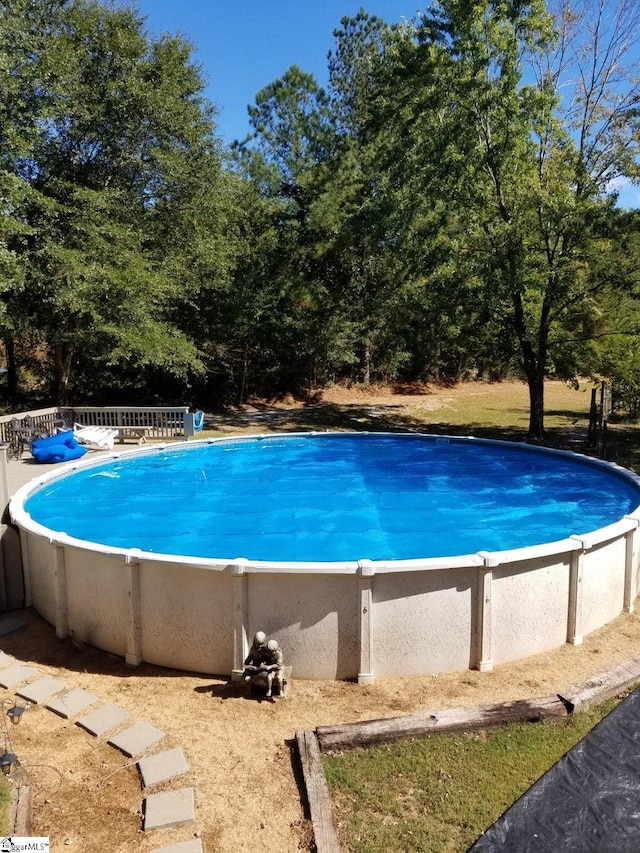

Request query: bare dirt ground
[
  {"left": 6, "top": 608, "right": 640, "bottom": 853},
  {"left": 3, "top": 381, "right": 639, "bottom": 852}
]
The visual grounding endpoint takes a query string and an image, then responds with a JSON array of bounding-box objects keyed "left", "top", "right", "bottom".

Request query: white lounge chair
[{"left": 73, "top": 424, "right": 118, "bottom": 451}]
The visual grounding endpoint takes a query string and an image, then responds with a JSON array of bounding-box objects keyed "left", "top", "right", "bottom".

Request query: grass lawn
[
  {"left": 323, "top": 697, "right": 623, "bottom": 853},
  {"left": 202, "top": 378, "right": 640, "bottom": 469},
  {"left": 0, "top": 774, "right": 11, "bottom": 834}
]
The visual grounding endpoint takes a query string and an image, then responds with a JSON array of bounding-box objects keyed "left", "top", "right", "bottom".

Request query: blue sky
[
  {"left": 133, "top": 1, "right": 422, "bottom": 144},
  {"left": 132, "top": 0, "right": 639, "bottom": 208}
]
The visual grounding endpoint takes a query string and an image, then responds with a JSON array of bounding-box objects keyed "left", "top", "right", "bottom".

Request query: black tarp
[{"left": 468, "top": 686, "right": 640, "bottom": 852}]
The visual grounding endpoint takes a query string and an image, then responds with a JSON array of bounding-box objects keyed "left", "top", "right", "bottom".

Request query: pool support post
[
  {"left": 230, "top": 560, "right": 249, "bottom": 682},
  {"left": 53, "top": 543, "right": 68, "bottom": 640},
  {"left": 0, "top": 446, "right": 23, "bottom": 612},
  {"left": 568, "top": 537, "right": 585, "bottom": 645},
  {"left": 125, "top": 552, "right": 142, "bottom": 667},
  {"left": 358, "top": 560, "right": 375, "bottom": 685},
  {"left": 475, "top": 554, "right": 495, "bottom": 672},
  {"left": 623, "top": 518, "right": 640, "bottom": 613}
]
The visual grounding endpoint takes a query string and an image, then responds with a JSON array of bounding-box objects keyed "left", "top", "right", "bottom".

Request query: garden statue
[
  {"left": 242, "top": 631, "right": 287, "bottom": 697},
  {"left": 244, "top": 631, "right": 267, "bottom": 671},
  {"left": 264, "top": 639, "right": 284, "bottom": 697}
]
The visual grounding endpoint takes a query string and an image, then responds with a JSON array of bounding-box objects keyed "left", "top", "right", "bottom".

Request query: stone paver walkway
[
  {"left": 17, "top": 675, "right": 67, "bottom": 704},
  {"left": 109, "top": 720, "right": 166, "bottom": 757},
  {"left": 0, "top": 662, "right": 37, "bottom": 688},
  {"left": 139, "top": 748, "right": 190, "bottom": 787},
  {"left": 2, "top": 460, "right": 202, "bottom": 850},
  {"left": 46, "top": 686, "right": 99, "bottom": 718},
  {"left": 0, "top": 615, "right": 200, "bottom": 850},
  {"left": 77, "top": 703, "right": 132, "bottom": 736},
  {"left": 144, "top": 787, "right": 196, "bottom": 831}
]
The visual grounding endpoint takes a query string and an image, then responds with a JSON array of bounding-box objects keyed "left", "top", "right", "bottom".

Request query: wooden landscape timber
[
  {"left": 295, "top": 729, "right": 341, "bottom": 853},
  {"left": 315, "top": 695, "right": 568, "bottom": 752},
  {"left": 297, "top": 660, "right": 640, "bottom": 853},
  {"left": 558, "top": 657, "right": 640, "bottom": 713}
]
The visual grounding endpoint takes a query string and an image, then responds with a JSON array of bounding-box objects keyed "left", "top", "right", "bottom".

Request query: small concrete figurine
[
  {"left": 242, "top": 631, "right": 287, "bottom": 697},
  {"left": 264, "top": 639, "right": 284, "bottom": 697},
  {"left": 244, "top": 631, "right": 267, "bottom": 670}
]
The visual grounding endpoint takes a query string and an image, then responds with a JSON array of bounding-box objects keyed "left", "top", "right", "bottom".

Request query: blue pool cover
[{"left": 23, "top": 433, "right": 640, "bottom": 562}]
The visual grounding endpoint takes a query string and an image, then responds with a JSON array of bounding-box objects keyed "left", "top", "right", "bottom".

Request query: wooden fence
[
  {"left": 0, "top": 408, "right": 60, "bottom": 444},
  {"left": 0, "top": 405, "right": 196, "bottom": 444},
  {"left": 71, "top": 406, "right": 192, "bottom": 440}
]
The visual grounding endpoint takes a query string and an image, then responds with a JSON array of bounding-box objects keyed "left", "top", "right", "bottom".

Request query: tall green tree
[
  {"left": 0, "top": 0, "right": 65, "bottom": 398},
  {"left": 1, "top": 0, "right": 234, "bottom": 404},
  {"left": 370, "top": 0, "right": 640, "bottom": 437},
  {"left": 240, "top": 65, "right": 331, "bottom": 189},
  {"left": 311, "top": 11, "right": 418, "bottom": 384},
  {"left": 232, "top": 66, "right": 346, "bottom": 396}
]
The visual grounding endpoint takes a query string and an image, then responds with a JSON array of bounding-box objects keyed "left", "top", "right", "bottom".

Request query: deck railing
[
  {"left": 0, "top": 408, "right": 60, "bottom": 444},
  {"left": 71, "top": 406, "right": 192, "bottom": 440},
  {"left": 0, "top": 405, "right": 196, "bottom": 444}
]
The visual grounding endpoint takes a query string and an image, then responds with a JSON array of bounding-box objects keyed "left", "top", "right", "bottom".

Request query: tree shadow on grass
[
  {"left": 206, "top": 403, "right": 588, "bottom": 448},
  {"left": 597, "top": 425, "right": 640, "bottom": 470},
  {"left": 544, "top": 409, "right": 591, "bottom": 422},
  {"left": 204, "top": 401, "right": 640, "bottom": 469},
  {"left": 206, "top": 403, "right": 527, "bottom": 438}
]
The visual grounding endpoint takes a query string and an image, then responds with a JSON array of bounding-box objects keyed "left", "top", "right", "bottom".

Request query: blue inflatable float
[{"left": 31, "top": 430, "right": 88, "bottom": 464}]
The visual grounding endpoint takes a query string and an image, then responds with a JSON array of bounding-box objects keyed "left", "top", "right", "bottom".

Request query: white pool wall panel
[
  {"left": 64, "top": 547, "right": 128, "bottom": 657},
  {"left": 491, "top": 555, "right": 571, "bottom": 665},
  {"left": 138, "top": 560, "right": 233, "bottom": 673},
  {"left": 371, "top": 567, "right": 477, "bottom": 676},
  {"left": 580, "top": 538, "right": 627, "bottom": 637},
  {"left": 22, "top": 528, "right": 57, "bottom": 624},
  {"left": 245, "top": 572, "right": 359, "bottom": 680}
]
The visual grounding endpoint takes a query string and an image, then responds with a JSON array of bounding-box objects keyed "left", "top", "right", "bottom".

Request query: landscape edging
[
  {"left": 12, "top": 783, "right": 31, "bottom": 836},
  {"left": 297, "top": 656, "right": 640, "bottom": 853}
]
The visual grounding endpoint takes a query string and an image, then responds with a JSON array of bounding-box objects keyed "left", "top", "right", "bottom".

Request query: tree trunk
[
  {"left": 527, "top": 368, "right": 545, "bottom": 440},
  {"left": 53, "top": 342, "right": 73, "bottom": 405},
  {"left": 362, "top": 340, "right": 371, "bottom": 385},
  {"left": 3, "top": 337, "right": 17, "bottom": 400},
  {"left": 512, "top": 290, "right": 548, "bottom": 441},
  {"left": 238, "top": 349, "right": 248, "bottom": 405}
]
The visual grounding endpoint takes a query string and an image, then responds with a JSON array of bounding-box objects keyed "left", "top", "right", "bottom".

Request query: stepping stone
[
  {"left": 46, "top": 687, "right": 99, "bottom": 719},
  {"left": 17, "top": 675, "right": 67, "bottom": 704},
  {"left": 139, "top": 747, "right": 190, "bottom": 787},
  {"left": 108, "top": 721, "right": 165, "bottom": 757},
  {"left": 0, "top": 663, "right": 37, "bottom": 688},
  {"left": 150, "top": 840, "right": 203, "bottom": 853},
  {"left": 76, "top": 703, "right": 132, "bottom": 737},
  {"left": 0, "top": 616, "right": 27, "bottom": 637},
  {"left": 144, "top": 787, "right": 195, "bottom": 831},
  {"left": 0, "top": 652, "right": 16, "bottom": 669}
]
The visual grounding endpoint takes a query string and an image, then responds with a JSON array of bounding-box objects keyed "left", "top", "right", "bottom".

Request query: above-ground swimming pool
[
  {"left": 20, "top": 432, "right": 640, "bottom": 562},
  {"left": 11, "top": 432, "right": 640, "bottom": 681}
]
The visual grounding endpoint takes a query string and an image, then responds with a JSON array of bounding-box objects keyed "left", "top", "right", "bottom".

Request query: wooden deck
[{"left": 0, "top": 405, "right": 198, "bottom": 445}]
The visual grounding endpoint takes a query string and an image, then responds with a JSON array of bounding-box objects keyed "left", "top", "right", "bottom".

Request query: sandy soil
[
  {"left": 4, "top": 607, "right": 640, "bottom": 853},
  {"left": 2, "top": 382, "right": 638, "bottom": 852}
]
